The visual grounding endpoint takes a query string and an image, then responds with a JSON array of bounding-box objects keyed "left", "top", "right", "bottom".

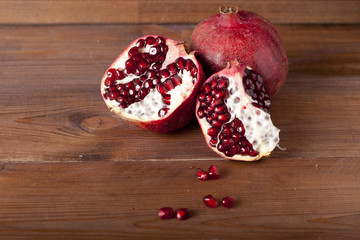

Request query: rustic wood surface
[{"left": 1, "top": 0, "right": 360, "bottom": 239}]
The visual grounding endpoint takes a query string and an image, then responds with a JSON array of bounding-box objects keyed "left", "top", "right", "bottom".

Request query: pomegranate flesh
[
  {"left": 190, "top": 7, "right": 288, "bottom": 97},
  {"left": 196, "top": 60, "right": 280, "bottom": 161},
  {"left": 101, "top": 35, "right": 205, "bottom": 133}
]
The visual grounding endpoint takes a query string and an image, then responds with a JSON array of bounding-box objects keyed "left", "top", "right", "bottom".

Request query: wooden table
[{"left": 1, "top": 1, "right": 359, "bottom": 239}]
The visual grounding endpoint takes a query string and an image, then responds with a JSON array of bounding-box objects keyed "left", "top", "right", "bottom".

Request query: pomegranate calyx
[{"left": 219, "top": 6, "right": 238, "bottom": 14}]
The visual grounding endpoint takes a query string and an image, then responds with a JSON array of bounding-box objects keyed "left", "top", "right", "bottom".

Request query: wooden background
[{"left": 0, "top": 0, "right": 360, "bottom": 239}]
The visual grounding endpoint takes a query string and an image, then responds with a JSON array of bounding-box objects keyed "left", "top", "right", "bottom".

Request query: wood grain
[
  {"left": 0, "top": 159, "right": 359, "bottom": 239},
  {"left": 0, "top": 0, "right": 359, "bottom": 24}
]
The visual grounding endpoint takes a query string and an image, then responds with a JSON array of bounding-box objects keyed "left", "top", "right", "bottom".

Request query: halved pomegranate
[
  {"left": 196, "top": 60, "right": 280, "bottom": 161},
  {"left": 101, "top": 35, "right": 205, "bottom": 133}
]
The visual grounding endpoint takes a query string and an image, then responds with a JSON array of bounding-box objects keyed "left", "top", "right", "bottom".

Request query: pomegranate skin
[{"left": 190, "top": 9, "right": 288, "bottom": 97}]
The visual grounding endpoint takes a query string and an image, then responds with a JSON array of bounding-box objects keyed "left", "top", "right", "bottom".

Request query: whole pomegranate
[
  {"left": 190, "top": 6, "right": 288, "bottom": 97},
  {"left": 101, "top": 35, "right": 205, "bottom": 133},
  {"left": 196, "top": 60, "right": 280, "bottom": 161}
]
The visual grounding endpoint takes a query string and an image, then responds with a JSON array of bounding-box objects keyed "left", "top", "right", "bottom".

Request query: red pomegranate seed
[
  {"left": 145, "top": 36, "right": 155, "bottom": 45},
  {"left": 203, "top": 194, "right": 218, "bottom": 208},
  {"left": 158, "top": 107, "right": 169, "bottom": 117},
  {"left": 221, "top": 196, "right": 234, "bottom": 208},
  {"left": 158, "top": 207, "right": 174, "bottom": 219},
  {"left": 167, "top": 63, "right": 178, "bottom": 74},
  {"left": 176, "top": 57, "right": 186, "bottom": 70},
  {"left": 196, "top": 168, "right": 208, "bottom": 181},
  {"left": 135, "top": 39, "right": 145, "bottom": 48},
  {"left": 128, "top": 47, "right": 139, "bottom": 57},
  {"left": 208, "top": 165, "right": 220, "bottom": 179},
  {"left": 175, "top": 208, "right": 190, "bottom": 220}
]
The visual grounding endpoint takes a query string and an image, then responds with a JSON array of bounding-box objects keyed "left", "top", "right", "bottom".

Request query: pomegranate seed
[
  {"left": 203, "top": 195, "right": 218, "bottom": 208},
  {"left": 207, "top": 127, "right": 219, "bottom": 138},
  {"left": 175, "top": 208, "right": 190, "bottom": 220},
  {"left": 159, "top": 44, "right": 168, "bottom": 53},
  {"left": 196, "top": 168, "right": 208, "bottom": 181},
  {"left": 176, "top": 57, "right": 186, "bottom": 70},
  {"left": 128, "top": 47, "right": 139, "bottom": 57},
  {"left": 118, "top": 72, "right": 125, "bottom": 81},
  {"left": 209, "top": 138, "right": 217, "bottom": 147},
  {"left": 149, "top": 46, "right": 159, "bottom": 56},
  {"left": 135, "top": 39, "right": 145, "bottom": 48},
  {"left": 162, "top": 94, "right": 171, "bottom": 105},
  {"left": 167, "top": 63, "right": 178, "bottom": 74},
  {"left": 137, "top": 59, "right": 149, "bottom": 72},
  {"left": 145, "top": 36, "right": 155, "bottom": 45},
  {"left": 221, "top": 196, "right": 234, "bottom": 208},
  {"left": 125, "top": 59, "right": 137, "bottom": 73},
  {"left": 152, "top": 63, "right": 161, "bottom": 70},
  {"left": 185, "top": 59, "right": 194, "bottom": 71},
  {"left": 158, "top": 207, "right": 174, "bottom": 219},
  {"left": 157, "top": 53, "right": 166, "bottom": 63},
  {"left": 164, "top": 79, "right": 175, "bottom": 91},
  {"left": 155, "top": 36, "right": 165, "bottom": 45},
  {"left": 160, "top": 69, "right": 170, "bottom": 78},
  {"left": 208, "top": 165, "right": 220, "bottom": 179},
  {"left": 156, "top": 83, "right": 168, "bottom": 95},
  {"left": 197, "top": 109, "right": 204, "bottom": 118},
  {"left": 172, "top": 75, "right": 182, "bottom": 85},
  {"left": 158, "top": 107, "right": 169, "bottom": 117}
]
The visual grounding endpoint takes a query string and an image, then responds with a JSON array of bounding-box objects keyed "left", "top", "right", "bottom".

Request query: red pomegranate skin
[{"left": 190, "top": 10, "right": 288, "bottom": 97}]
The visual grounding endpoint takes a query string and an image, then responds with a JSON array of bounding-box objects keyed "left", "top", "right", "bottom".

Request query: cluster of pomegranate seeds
[
  {"left": 102, "top": 36, "right": 199, "bottom": 117},
  {"left": 221, "top": 196, "right": 235, "bottom": 208},
  {"left": 242, "top": 68, "right": 271, "bottom": 113},
  {"left": 203, "top": 194, "right": 218, "bottom": 208},
  {"left": 203, "top": 195, "right": 235, "bottom": 209},
  {"left": 158, "top": 207, "right": 191, "bottom": 220},
  {"left": 197, "top": 76, "right": 259, "bottom": 158},
  {"left": 195, "top": 165, "right": 220, "bottom": 180}
]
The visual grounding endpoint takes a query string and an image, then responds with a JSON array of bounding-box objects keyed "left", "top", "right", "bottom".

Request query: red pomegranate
[
  {"left": 190, "top": 6, "right": 288, "bottom": 97},
  {"left": 100, "top": 35, "right": 205, "bottom": 133},
  {"left": 196, "top": 60, "right": 280, "bottom": 161}
]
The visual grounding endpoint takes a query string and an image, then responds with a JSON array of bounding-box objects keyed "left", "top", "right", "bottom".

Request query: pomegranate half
[
  {"left": 196, "top": 60, "right": 280, "bottom": 161},
  {"left": 190, "top": 7, "right": 288, "bottom": 97},
  {"left": 101, "top": 35, "right": 205, "bottom": 133}
]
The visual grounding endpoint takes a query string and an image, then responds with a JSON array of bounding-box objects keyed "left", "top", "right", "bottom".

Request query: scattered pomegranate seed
[
  {"left": 195, "top": 168, "right": 208, "bottom": 181},
  {"left": 203, "top": 194, "right": 218, "bottom": 208},
  {"left": 221, "top": 196, "right": 234, "bottom": 208},
  {"left": 158, "top": 207, "right": 174, "bottom": 219},
  {"left": 208, "top": 165, "right": 220, "bottom": 179},
  {"left": 175, "top": 208, "right": 191, "bottom": 220}
]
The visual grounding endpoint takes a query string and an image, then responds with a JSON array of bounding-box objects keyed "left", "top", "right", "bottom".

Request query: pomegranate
[
  {"left": 196, "top": 60, "right": 280, "bottom": 161},
  {"left": 190, "top": 6, "right": 288, "bottom": 97},
  {"left": 101, "top": 35, "right": 205, "bottom": 133}
]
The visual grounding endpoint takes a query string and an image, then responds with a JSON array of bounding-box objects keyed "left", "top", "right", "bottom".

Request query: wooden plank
[
  {"left": 0, "top": 0, "right": 359, "bottom": 24},
  {"left": 0, "top": 159, "right": 359, "bottom": 239},
  {"left": 0, "top": 24, "right": 359, "bottom": 163}
]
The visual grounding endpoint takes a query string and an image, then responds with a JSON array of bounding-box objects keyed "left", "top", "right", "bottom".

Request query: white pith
[
  {"left": 198, "top": 65, "right": 280, "bottom": 161},
  {"left": 101, "top": 37, "right": 196, "bottom": 121}
]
